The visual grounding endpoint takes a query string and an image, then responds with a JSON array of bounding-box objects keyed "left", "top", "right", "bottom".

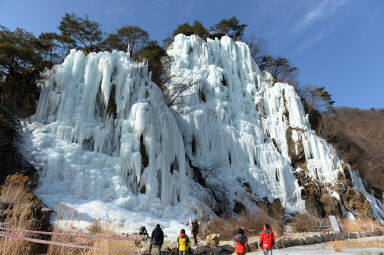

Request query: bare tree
[
  {"left": 199, "top": 161, "right": 224, "bottom": 178},
  {"left": 243, "top": 35, "right": 268, "bottom": 65},
  {"left": 159, "top": 56, "right": 198, "bottom": 107}
]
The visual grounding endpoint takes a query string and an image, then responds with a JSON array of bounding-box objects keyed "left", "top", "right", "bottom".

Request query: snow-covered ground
[{"left": 249, "top": 236, "right": 384, "bottom": 255}]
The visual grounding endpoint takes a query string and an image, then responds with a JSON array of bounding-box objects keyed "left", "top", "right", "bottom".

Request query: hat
[{"left": 180, "top": 229, "right": 185, "bottom": 234}]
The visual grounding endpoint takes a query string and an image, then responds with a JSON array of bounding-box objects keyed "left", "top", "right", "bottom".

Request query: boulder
[
  {"left": 193, "top": 246, "right": 211, "bottom": 255},
  {"left": 372, "top": 230, "right": 383, "bottom": 236},
  {"left": 207, "top": 247, "right": 222, "bottom": 255},
  {"left": 305, "top": 237, "right": 315, "bottom": 245},
  {"left": 219, "top": 245, "right": 234, "bottom": 253},
  {"left": 328, "top": 233, "right": 336, "bottom": 241},
  {"left": 193, "top": 246, "right": 222, "bottom": 255},
  {"left": 274, "top": 240, "right": 283, "bottom": 249},
  {"left": 335, "top": 233, "right": 342, "bottom": 240},
  {"left": 297, "top": 238, "right": 306, "bottom": 245},
  {"left": 206, "top": 234, "right": 220, "bottom": 247},
  {"left": 283, "top": 239, "right": 290, "bottom": 247},
  {"left": 312, "top": 235, "right": 322, "bottom": 244},
  {"left": 289, "top": 239, "right": 301, "bottom": 246},
  {"left": 247, "top": 242, "right": 258, "bottom": 251}
]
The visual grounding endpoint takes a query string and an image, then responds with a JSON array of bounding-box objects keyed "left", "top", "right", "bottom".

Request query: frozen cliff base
[{"left": 22, "top": 34, "right": 384, "bottom": 235}]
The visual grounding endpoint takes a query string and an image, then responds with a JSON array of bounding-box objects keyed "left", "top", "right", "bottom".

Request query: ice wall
[{"left": 25, "top": 35, "right": 384, "bottom": 232}]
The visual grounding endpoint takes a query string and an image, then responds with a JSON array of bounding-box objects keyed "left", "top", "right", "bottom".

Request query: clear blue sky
[{"left": 1, "top": 0, "right": 383, "bottom": 109}]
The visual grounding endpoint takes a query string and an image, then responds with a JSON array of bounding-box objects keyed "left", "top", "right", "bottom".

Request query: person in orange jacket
[
  {"left": 259, "top": 223, "right": 275, "bottom": 255},
  {"left": 234, "top": 228, "right": 248, "bottom": 255}
]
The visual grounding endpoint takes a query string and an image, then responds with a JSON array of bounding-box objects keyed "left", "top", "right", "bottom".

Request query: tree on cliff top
[
  {"left": 301, "top": 85, "right": 335, "bottom": 114},
  {"left": 58, "top": 13, "right": 103, "bottom": 52},
  {"left": 163, "top": 20, "right": 208, "bottom": 49},
  {"left": 101, "top": 26, "right": 149, "bottom": 56},
  {"left": 133, "top": 40, "right": 166, "bottom": 85},
  {"left": 0, "top": 26, "right": 43, "bottom": 75},
  {"left": 212, "top": 16, "right": 248, "bottom": 41},
  {"left": 172, "top": 20, "right": 208, "bottom": 37},
  {"left": 259, "top": 56, "right": 298, "bottom": 85}
]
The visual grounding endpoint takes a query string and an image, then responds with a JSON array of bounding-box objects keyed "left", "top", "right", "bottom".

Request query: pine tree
[
  {"left": 101, "top": 26, "right": 149, "bottom": 56},
  {"left": 58, "top": 13, "right": 103, "bottom": 52}
]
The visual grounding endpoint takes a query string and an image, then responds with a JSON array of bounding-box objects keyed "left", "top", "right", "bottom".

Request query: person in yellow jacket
[{"left": 177, "top": 229, "right": 191, "bottom": 255}]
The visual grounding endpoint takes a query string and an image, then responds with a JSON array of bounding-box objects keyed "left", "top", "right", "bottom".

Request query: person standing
[
  {"left": 191, "top": 219, "right": 199, "bottom": 245},
  {"left": 234, "top": 228, "right": 248, "bottom": 255},
  {"left": 259, "top": 223, "right": 275, "bottom": 255},
  {"left": 139, "top": 226, "right": 149, "bottom": 237},
  {"left": 149, "top": 224, "right": 164, "bottom": 255},
  {"left": 177, "top": 229, "right": 191, "bottom": 255}
]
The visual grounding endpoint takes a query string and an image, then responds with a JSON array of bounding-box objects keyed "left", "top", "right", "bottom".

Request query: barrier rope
[
  {"left": 0, "top": 227, "right": 137, "bottom": 241},
  {"left": 0, "top": 231, "right": 138, "bottom": 255}
]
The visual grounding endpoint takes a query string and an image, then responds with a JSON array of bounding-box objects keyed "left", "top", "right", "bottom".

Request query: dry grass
[
  {"left": 0, "top": 174, "right": 139, "bottom": 255},
  {"left": 46, "top": 221, "right": 140, "bottom": 255},
  {"left": 327, "top": 239, "right": 384, "bottom": 252},
  {"left": 0, "top": 174, "right": 44, "bottom": 255},
  {"left": 200, "top": 209, "right": 283, "bottom": 241},
  {"left": 291, "top": 213, "right": 319, "bottom": 232},
  {"left": 0, "top": 173, "right": 40, "bottom": 206},
  {"left": 87, "top": 219, "right": 102, "bottom": 234},
  {"left": 341, "top": 219, "right": 384, "bottom": 232}
]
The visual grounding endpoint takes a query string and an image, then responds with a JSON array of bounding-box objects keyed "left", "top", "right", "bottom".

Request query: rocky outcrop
[
  {"left": 335, "top": 166, "right": 374, "bottom": 219},
  {"left": 286, "top": 126, "right": 377, "bottom": 220},
  {"left": 0, "top": 67, "right": 40, "bottom": 117},
  {"left": 256, "top": 198, "right": 284, "bottom": 219},
  {"left": 286, "top": 127, "right": 307, "bottom": 170},
  {"left": 0, "top": 107, "right": 36, "bottom": 183},
  {"left": 0, "top": 86, "right": 52, "bottom": 254},
  {"left": 206, "top": 234, "right": 220, "bottom": 247}
]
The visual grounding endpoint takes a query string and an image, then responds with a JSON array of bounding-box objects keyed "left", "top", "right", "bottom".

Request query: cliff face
[
  {"left": 0, "top": 106, "right": 36, "bottom": 182},
  {"left": 19, "top": 35, "right": 384, "bottom": 233},
  {"left": 0, "top": 67, "right": 40, "bottom": 118}
]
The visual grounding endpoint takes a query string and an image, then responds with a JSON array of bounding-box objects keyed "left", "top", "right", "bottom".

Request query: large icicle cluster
[{"left": 24, "top": 35, "right": 384, "bottom": 234}]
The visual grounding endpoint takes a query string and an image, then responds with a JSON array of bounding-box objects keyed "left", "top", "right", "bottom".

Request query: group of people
[
  {"left": 139, "top": 221, "right": 275, "bottom": 255},
  {"left": 234, "top": 224, "right": 275, "bottom": 255},
  {"left": 139, "top": 219, "right": 199, "bottom": 255}
]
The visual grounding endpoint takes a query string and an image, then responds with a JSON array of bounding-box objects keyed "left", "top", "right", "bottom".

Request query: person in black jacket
[
  {"left": 149, "top": 224, "right": 164, "bottom": 255},
  {"left": 139, "top": 226, "right": 149, "bottom": 237},
  {"left": 191, "top": 219, "right": 199, "bottom": 245}
]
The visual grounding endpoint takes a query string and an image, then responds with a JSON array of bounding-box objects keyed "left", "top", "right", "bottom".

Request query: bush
[
  {"left": 291, "top": 213, "right": 318, "bottom": 232},
  {"left": 199, "top": 209, "right": 283, "bottom": 241},
  {"left": 341, "top": 219, "right": 384, "bottom": 232}
]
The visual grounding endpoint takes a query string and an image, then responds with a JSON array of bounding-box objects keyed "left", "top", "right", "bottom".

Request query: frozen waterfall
[{"left": 23, "top": 35, "right": 384, "bottom": 234}]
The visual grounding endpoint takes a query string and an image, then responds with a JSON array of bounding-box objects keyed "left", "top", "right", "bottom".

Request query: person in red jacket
[
  {"left": 259, "top": 224, "right": 275, "bottom": 255},
  {"left": 234, "top": 228, "right": 248, "bottom": 255}
]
